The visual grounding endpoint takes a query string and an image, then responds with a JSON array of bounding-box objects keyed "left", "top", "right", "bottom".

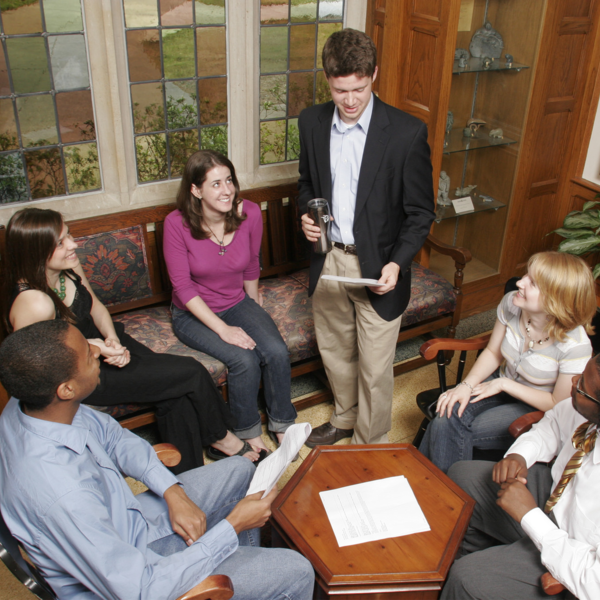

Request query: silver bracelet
[{"left": 458, "top": 380, "right": 474, "bottom": 392}]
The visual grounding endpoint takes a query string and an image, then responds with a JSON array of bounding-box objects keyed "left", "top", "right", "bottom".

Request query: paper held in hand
[
  {"left": 321, "top": 275, "right": 385, "bottom": 286},
  {"left": 319, "top": 476, "right": 430, "bottom": 547},
  {"left": 246, "top": 423, "right": 312, "bottom": 498}
]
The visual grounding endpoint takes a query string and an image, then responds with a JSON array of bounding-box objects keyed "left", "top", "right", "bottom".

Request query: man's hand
[
  {"left": 497, "top": 478, "right": 538, "bottom": 523},
  {"left": 370, "top": 262, "right": 400, "bottom": 295},
  {"left": 493, "top": 453, "right": 528, "bottom": 485},
  {"left": 164, "top": 483, "right": 207, "bottom": 546},
  {"left": 301, "top": 213, "right": 323, "bottom": 242},
  {"left": 226, "top": 488, "right": 278, "bottom": 534}
]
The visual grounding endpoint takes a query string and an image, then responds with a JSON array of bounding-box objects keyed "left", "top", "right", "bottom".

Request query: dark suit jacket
[{"left": 298, "top": 95, "right": 436, "bottom": 321}]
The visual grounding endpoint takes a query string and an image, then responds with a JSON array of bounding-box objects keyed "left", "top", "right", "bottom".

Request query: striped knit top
[{"left": 498, "top": 291, "right": 592, "bottom": 392}]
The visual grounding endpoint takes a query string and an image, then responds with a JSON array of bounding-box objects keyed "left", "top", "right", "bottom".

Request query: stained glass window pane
[
  {"left": 124, "top": 1, "right": 229, "bottom": 182},
  {"left": 44, "top": 0, "right": 83, "bottom": 33},
  {"left": 259, "top": 0, "right": 344, "bottom": 164},
  {"left": 195, "top": 0, "right": 224, "bottom": 25},
  {"left": 1, "top": 0, "right": 43, "bottom": 35},
  {"left": 196, "top": 27, "right": 226, "bottom": 77},
  {"left": 123, "top": 0, "right": 158, "bottom": 28},
  {"left": 6, "top": 37, "right": 51, "bottom": 94},
  {"left": 49, "top": 34, "right": 90, "bottom": 90},
  {"left": 0, "top": 0, "right": 97, "bottom": 203}
]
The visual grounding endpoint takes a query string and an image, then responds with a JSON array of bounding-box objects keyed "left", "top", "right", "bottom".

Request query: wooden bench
[{"left": 0, "top": 182, "right": 471, "bottom": 428}]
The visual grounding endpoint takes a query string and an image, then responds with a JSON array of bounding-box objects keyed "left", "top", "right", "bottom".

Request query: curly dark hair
[
  {"left": 0, "top": 320, "right": 79, "bottom": 412},
  {"left": 175, "top": 150, "right": 246, "bottom": 240},
  {"left": 322, "top": 28, "right": 377, "bottom": 78}
]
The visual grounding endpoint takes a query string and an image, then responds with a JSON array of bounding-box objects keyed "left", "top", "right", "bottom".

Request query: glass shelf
[
  {"left": 443, "top": 128, "right": 518, "bottom": 154},
  {"left": 435, "top": 193, "right": 506, "bottom": 223},
  {"left": 453, "top": 57, "right": 529, "bottom": 74}
]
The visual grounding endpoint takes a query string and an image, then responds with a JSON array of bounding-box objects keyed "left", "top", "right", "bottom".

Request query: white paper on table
[
  {"left": 319, "top": 476, "right": 430, "bottom": 547},
  {"left": 321, "top": 275, "right": 385, "bottom": 286},
  {"left": 246, "top": 423, "right": 312, "bottom": 498}
]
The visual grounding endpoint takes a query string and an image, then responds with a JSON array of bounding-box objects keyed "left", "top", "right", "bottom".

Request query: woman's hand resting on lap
[
  {"left": 436, "top": 384, "right": 473, "bottom": 419},
  {"left": 88, "top": 338, "right": 131, "bottom": 367},
  {"left": 219, "top": 325, "right": 256, "bottom": 350}
]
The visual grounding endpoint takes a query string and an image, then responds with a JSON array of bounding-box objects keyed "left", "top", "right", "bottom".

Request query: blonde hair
[{"left": 527, "top": 251, "right": 596, "bottom": 342}]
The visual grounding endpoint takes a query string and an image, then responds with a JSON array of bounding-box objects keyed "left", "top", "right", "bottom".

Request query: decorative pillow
[{"left": 75, "top": 225, "right": 152, "bottom": 306}]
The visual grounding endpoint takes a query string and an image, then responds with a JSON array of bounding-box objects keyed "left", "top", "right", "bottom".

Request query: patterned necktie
[{"left": 544, "top": 421, "right": 597, "bottom": 514}]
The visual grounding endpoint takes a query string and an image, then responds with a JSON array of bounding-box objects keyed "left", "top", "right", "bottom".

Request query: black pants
[{"left": 85, "top": 326, "right": 235, "bottom": 474}]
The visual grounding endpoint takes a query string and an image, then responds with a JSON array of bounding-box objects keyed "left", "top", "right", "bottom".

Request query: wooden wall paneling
[
  {"left": 366, "top": 0, "right": 386, "bottom": 96},
  {"left": 504, "top": 0, "right": 600, "bottom": 276}
]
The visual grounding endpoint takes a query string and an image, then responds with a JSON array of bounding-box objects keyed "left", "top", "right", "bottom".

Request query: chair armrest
[
  {"left": 176, "top": 574, "right": 234, "bottom": 600},
  {"left": 508, "top": 411, "right": 544, "bottom": 439},
  {"left": 153, "top": 443, "right": 182, "bottom": 467},
  {"left": 419, "top": 335, "right": 491, "bottom": 361},
  {"left": 424, "top": 234, "right": 472, "bottom": 265},
  {"left": 541, "top": 572, "right": 565, "bottom": 596}
]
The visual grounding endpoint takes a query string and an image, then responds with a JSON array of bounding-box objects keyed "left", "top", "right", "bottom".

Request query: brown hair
[
  {"left": 1, "top": 208, "right": 75, "bottom": 337},
  {"left": 175, "top": 150, "right": 245, "bottom": 239},
  {"left": 527, "top": 251, "right": 596, "bottom": 342},
  {"left": 322, "top": 28, "right": 377, "bottom": 78}
]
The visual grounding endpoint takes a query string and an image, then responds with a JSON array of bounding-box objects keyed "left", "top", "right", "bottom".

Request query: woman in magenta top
[{"left": 164, "top": 150, "right": 296, "bottom": 454}]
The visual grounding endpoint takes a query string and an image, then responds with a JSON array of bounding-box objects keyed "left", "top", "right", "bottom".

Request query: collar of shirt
[
  {"left": 16, "top": 400, "right": 89, "bottom": 454},
  {"left": 331, "top": 92, "right": 375, "bottom": 135}
]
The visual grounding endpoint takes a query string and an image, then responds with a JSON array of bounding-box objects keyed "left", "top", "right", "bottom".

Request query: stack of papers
[
  {"left": 246, "top": 423, "right": 312, "bottom": 498},
  {"left": 319, "top": 476, "right": 430, "bottom": 547}
]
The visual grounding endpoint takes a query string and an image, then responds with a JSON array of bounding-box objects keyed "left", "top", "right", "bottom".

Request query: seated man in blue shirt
[{"left": 0, "top": 320, "right": 314, "bottom": 600}]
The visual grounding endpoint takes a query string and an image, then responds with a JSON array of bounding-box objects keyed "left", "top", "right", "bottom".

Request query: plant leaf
[
  {"left": 558, "top": 236, "right": 600, "bottom": 255},
  {"left": 594, "top": 263, "right": 600, "bottom": 280},
  {"left": 583, "top": 200, "right": 600, "bottom": 212},
  {"left": 562, "top": 212, "right": 600, "bottom": 230},
  {"left": 552, "top": 228, "right": 594, "bottom": 239}
]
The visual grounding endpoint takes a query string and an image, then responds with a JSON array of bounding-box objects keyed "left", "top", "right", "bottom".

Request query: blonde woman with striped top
[{"left": 419, "top": 251, "right": 596, "bottom": 473}]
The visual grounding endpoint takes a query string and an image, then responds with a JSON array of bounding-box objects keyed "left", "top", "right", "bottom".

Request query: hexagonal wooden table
[{"left": 271, "top": 444, "right": 474, "bottom": 599}]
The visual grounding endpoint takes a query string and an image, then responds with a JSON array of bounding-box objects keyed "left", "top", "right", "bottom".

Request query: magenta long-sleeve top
[{"left": 163, "top": 200, "right": 262, "bottom": 313}]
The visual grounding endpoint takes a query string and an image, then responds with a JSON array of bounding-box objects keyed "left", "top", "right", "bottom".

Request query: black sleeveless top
[{"left": 12, "top": 270, "right": 102, "bottom": 339}]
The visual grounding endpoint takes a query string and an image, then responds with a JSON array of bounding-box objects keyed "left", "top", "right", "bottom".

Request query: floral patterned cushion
[{"left": 75, "top": 225, "right": 152, "bottom": 307}]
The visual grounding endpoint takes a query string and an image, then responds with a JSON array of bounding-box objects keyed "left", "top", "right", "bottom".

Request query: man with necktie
[{"left": 440, "top": 354, "right": 600, "bottom": 599}]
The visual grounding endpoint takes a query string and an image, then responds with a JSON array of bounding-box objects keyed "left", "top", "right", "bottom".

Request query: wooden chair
[{"left": 0, "top": 443, "right": 234, "bottom": 600}]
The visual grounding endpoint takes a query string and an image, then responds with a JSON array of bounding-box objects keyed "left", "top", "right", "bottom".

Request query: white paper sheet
[
  {"left": 319, "top": 476, "right": 430, "bottom": 547},
  {"left": 321, "top": 275, "right": 385, "bottom": 286},
  {"left": 246, "top": 423, "right": 312, "bottom": 498}
]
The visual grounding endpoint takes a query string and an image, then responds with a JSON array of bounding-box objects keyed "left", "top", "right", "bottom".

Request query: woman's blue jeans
[
  {"left": 418, "top": 374, "right": 537, "bottom": 473},
  {"left": 171, "top": 295, "right": 296, "bottom": 439}
]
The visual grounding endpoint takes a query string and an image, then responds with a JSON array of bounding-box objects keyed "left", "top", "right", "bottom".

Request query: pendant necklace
[
  {"left": 524, "top": 318, "right": 549, "bottom": 349},
  {"left": 52, "top": 272, "right": 66, "bottom": 300},
  {"left": 205, "top": 223, "right": 227, "bottom": 256}
]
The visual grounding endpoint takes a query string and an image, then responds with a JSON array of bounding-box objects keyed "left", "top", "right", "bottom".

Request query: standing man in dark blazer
[{"left": 299, "top": 29, "right": 435, "bottom": 446}]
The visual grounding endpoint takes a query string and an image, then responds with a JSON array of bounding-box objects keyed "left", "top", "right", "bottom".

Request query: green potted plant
[{"left": 552, "top": 194, "right": 600, "bottom": 279}]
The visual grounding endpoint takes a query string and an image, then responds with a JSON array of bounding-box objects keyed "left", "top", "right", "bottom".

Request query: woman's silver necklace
[
  {"left": 205, "top": 223, "right": 227, "bottom": 256},
  {"left": 525, "top": 318, "right": 549, "bottom": 349}
]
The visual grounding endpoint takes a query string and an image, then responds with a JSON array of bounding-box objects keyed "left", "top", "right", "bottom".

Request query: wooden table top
[{"left": 271, "top": 444, "right": 474, "bottom": 596}]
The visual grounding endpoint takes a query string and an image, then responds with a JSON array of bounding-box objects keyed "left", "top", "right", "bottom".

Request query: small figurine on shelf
[
  {"left": 463, "top": 117, "right": 486, "bottom": 138},
  {"left": 470, "top": 21, "right": 504, "bottom": 59},
  {"left": 455, "top": 48, "right": 470, "bottom": 68},
  {"left": 480, "top": 194, "right": 495, "bottom": 203},
  {"left": 482, "top": 56, "right": 493, "bottom": 69},
  {"left": 455, "top": 184, "right": 477, "bottom": 198},
  {"left": 505, "top": 54, "right": 514, "bottom": 67},
  {"left": 489, "top": 128, "right": 504, "bottom": 139},
  {"left": 444, "top": 111, "right": 454, "bottom": 148},
  {"left": 437, "top": 171, "right": 451, "bottom": 206}
]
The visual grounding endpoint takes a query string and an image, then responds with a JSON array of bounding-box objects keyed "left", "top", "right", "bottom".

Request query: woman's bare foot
[
  {"left": 245, "top": 435, "right": 270, "bottom": 453},
  {"left": 211, "top": 431, "right": 260, "bottom": 461}
]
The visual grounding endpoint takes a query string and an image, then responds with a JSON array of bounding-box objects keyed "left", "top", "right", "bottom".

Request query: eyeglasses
[{"left": 576, "top": 375, "right": 600, "bottom": 406}]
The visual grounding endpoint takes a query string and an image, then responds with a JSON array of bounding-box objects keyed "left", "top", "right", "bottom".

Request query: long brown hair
[
  {"left": 175, "top": 150, "right": 246, "bottom": 239},
  {"left": 1, "top": 208, "right": 75, "bottom": 337}
]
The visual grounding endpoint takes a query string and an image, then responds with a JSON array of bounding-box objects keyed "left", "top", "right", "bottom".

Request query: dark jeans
[
  {"left": 85, "top": 324, "right": 235, "bottom": 474},
  {"left": 172, "top": 295, "right": 296, "bottom": 439},
  {"left": 419, "top": 373, "right": 536, "bottom": 473}
]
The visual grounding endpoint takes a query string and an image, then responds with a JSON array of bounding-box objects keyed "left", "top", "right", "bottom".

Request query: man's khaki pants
[{"left": 313, "top": 246, "right": 402, "bottom": 444}]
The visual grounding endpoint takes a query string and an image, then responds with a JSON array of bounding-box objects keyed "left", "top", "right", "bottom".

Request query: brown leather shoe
[{"left": 305, "top": 422, "right": 354, "bottom": 448}]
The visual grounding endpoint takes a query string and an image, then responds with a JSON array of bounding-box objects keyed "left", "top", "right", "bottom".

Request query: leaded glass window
[
  {"left": 259, "top": 0, "right": 343, "bottom": 165},
  {"left": 123, "top": 0, "right": 227, "bottom": 183},
  {"left": 0, "top": 0, "right": 99, "bottom": 204}
]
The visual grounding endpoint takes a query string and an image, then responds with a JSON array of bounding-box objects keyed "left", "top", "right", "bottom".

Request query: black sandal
[{"left": 207, "top": 441, "right": 270, "bottom": 465}]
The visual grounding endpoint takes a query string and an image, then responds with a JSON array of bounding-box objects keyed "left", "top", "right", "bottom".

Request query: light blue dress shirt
[
  {"left": 329, "top": 93, "right": 374, "bottom": 244},
  {"left": 0, "top": 398, "right": 238, "bottom": 600}
]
